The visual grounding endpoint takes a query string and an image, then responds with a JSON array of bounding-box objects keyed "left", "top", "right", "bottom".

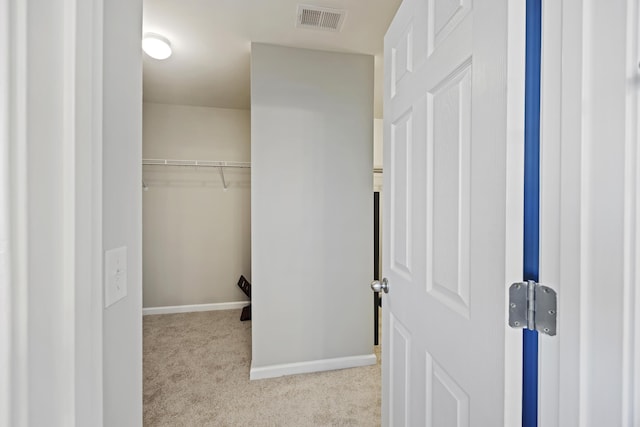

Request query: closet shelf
[
  {"left": 142, "top": 158, "right": 250, "bottom": 191},
  {"left": 142, "top": 158, "right": 251, "bottom": 168}
]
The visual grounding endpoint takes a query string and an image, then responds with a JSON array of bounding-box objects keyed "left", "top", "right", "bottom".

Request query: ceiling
[{"left": 142, "top": 0, "right": 402, "bottom": 118}]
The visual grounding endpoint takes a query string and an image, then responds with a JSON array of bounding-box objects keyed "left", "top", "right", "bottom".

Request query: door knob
[{"left": 371, "top": 278, "right": 389, "bottom": 294}]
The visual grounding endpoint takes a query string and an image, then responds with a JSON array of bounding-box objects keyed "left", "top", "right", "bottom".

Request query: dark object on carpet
[
  {"left": 240, "top": 304, "right": 251, "bottom": 321},
  {"left": 237, "top": 275, "right": 251, "bottom": 298},
  {"left": 237, "top": 276, "right": 252, "bottom": 321}
]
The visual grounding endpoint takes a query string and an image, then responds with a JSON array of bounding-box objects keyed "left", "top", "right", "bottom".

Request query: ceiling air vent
[{"left": 296, "top": 4, "right": 347, "bottom": 32}]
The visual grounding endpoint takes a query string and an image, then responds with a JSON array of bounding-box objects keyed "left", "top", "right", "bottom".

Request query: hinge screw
[
  {"left": 514, "top": 321, "right": 520, "bottom": 326},
  {"left": 543, "top": 328, "right": 550, "bottom": 333},
  {"left": 510, "top": 303, "right": 516, "bottom": 308},
  {"left": 548, "top": 310, "right": 555, "bottom": 315}
]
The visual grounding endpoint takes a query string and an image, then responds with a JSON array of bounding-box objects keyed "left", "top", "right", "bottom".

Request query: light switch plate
[{"left": 105, "top": 246, "right": 127, "bottom": 308}]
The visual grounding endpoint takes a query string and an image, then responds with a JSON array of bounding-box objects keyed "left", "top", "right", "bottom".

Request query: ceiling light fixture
[{"left": 142, "top": 33, "right": 172, "bottom": 60}]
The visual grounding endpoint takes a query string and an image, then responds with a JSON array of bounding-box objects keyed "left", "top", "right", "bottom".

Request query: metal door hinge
[{"left": 509, "top": 281, "right": 557, "bottom": 336}]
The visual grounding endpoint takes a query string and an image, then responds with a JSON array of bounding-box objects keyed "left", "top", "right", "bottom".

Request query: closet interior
[
  {"left": 142, "top": 48, "right": 385, "bottom": 378},
  {"left": 142, "top": 104, "right": 252, "bottom": 313}
]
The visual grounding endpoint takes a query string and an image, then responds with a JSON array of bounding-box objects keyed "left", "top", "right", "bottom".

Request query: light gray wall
[
  {"left": 373, "top": 118, "right": 383, "bottom": 191},
  {"left": 373, "top": 118, "right": 384, "bottom": 169},
  {"left": 251, "top": 43, "right": 374, "bottom": 368},
  {"left": 103, "top": 0, "right": 143, "bottom": 424},
  {"left": 142, "top": 103, "right": 251, "bottom": 307}
]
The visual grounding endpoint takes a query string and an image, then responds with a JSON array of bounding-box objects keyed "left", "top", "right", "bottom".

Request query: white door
[{"left": 381, "top": 0, "right": 522, "bottom": 425}]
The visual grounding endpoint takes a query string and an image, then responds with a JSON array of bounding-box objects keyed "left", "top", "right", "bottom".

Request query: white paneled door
[{"left": 381, "top": 0, "right": 519, "bottom": 425}]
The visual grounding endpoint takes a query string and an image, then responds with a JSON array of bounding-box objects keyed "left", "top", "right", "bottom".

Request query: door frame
[
  {"left": 1, "top": 0, "right": 11, "bottom": 423},
  {"left": 504, "top": 0, "right": 527, "bottom": 425},
  {"left": 538, "top": 0, "right": 640, "bottom": 424},
  {"left": 3, "top": 0, "right": 105, "bottom": 424}
]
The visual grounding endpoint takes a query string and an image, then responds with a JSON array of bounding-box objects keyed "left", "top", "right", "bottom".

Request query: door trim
[
  {"left": 4, "top": 0, "right": 104, "bottom": 424},
  {"left": 504, "top": 1, "right": 526, "bottom": 426},
  {"left": 0, "top": 0, "right": 14, "bottom": 424},
  {"left": 539, "top": 0, "right": 640, "bottom": 424},
  {"left": 623, "top": 0, "right": 640, "bottom": 423}
]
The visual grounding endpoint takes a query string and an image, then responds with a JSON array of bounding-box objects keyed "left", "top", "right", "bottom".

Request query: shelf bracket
[{"left": 218, "top": 166, "right": 228, "bottom": 191}]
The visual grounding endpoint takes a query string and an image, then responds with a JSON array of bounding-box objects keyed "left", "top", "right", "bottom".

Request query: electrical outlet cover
[{"left": 105, "top": 246, "right": 127, "bottom": 308}]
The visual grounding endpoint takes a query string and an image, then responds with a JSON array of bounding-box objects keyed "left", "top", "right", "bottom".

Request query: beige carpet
[{"left": 144, "top": 309, "right": 381, "bottom": 426}]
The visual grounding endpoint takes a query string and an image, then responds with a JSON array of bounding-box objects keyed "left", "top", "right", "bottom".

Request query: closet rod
[
  {"left": 143, "top": 159, "right": 381, "bottom": 173},
  {"left": 142, "top": 158, "right": 251, "bottom": 168}
]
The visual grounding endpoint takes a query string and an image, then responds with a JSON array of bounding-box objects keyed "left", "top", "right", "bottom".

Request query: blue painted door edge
[{"left": 523, "top": 0, "right": 542, "bottom": 426}]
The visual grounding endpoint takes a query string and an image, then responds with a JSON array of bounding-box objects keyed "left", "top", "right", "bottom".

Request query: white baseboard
[
  {"left": 249, "top": 353, "right": 377, "bottom": 380},
  {"left": 142, "top": 301, "right": 249, "bottom": 316}
]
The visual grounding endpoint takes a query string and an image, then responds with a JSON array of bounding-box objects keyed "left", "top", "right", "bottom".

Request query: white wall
[
  {"left": 250, "top": 43, "right": 374, "bottom": 376},
  {"left": 142, "top": 103, "right": 251, "bottom": 307},
  {"left": 373, "top": 118, "right": 383, "bottom": 191},
  {"left": 373, "top": 118, "right": 383, "bottom": 169},
  {"left": 103, "top": 0, "right": 143, "bottom": 424}
]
